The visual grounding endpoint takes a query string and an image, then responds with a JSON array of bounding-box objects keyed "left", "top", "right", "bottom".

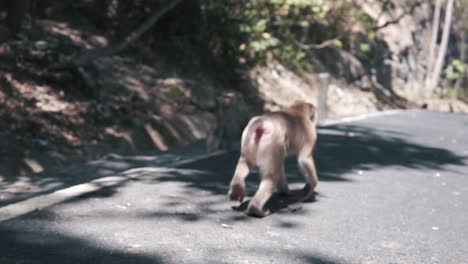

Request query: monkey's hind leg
[
  {"left": 246, "top": 150, "right": 284, "bottom": 217},
  {"left": 277, "top": 162, "right": 289, "bottom": 196},
  {"left": 228, "top": 156, "right": 250, "bottom": 202},
  {"left": 246, "top": 177, "right": 275, "bottom": 218},
  {"left": 297, "top": 152, "right": 318, "bottom": 202}
]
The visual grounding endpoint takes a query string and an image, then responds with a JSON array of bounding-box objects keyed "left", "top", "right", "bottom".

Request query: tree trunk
[
  {"left": 453, "top": 9, "right": 467, "bottom": 100},
  {"left": 428, "top": 0, "right": 455, "bottom": 97},
  {"left": 318, "top": 73, "right": 330, "bottom": 123},
  {"left": 424, "top": 0, "right": 442, "bottom": 97},
  {"left": 5, "top": 0, "right": 29, "bottom": 34}
]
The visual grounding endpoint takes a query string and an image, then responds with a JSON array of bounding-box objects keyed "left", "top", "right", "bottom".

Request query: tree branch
[
  {"left": 294, "top": 32, "right": 345, "bottom": 50},
  {"left": 372, "top": 1, "right": 423, "bottom": 31},
  {"left": 48, "top": 0, "right": 184, "bottom": 97},
  {"left": 74, "top": 0, "right": 184, "bottom": 66},
  {"left": 294, "top": 38, "right": 338, "bottom": 50}
]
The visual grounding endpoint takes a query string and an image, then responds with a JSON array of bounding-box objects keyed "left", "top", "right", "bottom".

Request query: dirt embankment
[
  {"left": 0, "top": 20, "right": 226, "bottom": 180},
  {"left": 1, "top": 18, "right": 468, "bottom": 183}
]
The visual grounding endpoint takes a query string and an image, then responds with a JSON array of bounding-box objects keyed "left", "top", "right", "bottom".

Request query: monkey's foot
[
  {"left": 244, "top": 203, "right": 266, "bottom": 218},
  {"left": 228, "top": 183, "right": 245, "bottom": 202},
  {"left": 296, "top": 183, "right": 314, "bottom": 202}
]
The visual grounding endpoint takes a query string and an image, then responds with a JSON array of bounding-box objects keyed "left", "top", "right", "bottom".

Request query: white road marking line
[
  {"left": 0, "top": 111, "right": 405, "bottom": 222},
  {"left": 165, "top": 150, "right": 227, "bottom": 167},
  {"left": 319, "top": 110, "right": 403, "bottom": 126},
  {"left": 0, "top": 151, "right": 226, "bottom": 222},
  {"left": 0, "top": 176, "right": 130, "bottom": 222}
]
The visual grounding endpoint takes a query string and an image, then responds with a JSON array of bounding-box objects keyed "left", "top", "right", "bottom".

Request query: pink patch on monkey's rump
[{"left": 254, "top": 127, "right": 266, "bottom": 144}]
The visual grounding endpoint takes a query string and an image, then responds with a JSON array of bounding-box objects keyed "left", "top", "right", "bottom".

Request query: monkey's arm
[{"left": 297, "top": 149, "right": 318, "bottom": 202}]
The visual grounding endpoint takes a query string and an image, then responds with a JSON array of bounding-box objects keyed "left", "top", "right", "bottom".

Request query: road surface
[{"left": 0, "top": 110, "right": 467, "bottom": 264}]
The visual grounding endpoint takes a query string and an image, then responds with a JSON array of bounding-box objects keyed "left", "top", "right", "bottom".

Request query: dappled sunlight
[
  {"left": 0, "top": 0, "right": 467, "bottom": 262},
  {"left": 144, "top": 123, "right": 169, "bottom": 151},
  {"left": 121, "top": 76, "right": 150, "bottom": 101},
  {"left": 1, "top": 176, "right": 51, "bottom": 200},
  {"left": 175, "top": 114, "right": 214, "bottom": 140},
  {"left": 1, "top": 114, "right": 466, "bottom": 262},
  {"left": 0, "top": 176, "right": 130, "bottom": 222},
  {"left": 10, "top": 165, "right": 312, "bottom": 225},
  {"left": 95, "top": 57, "right": 163, "bottom": 102},
  {"left": 314, "top": 124, "right": 466, "bottom": 178},
  {"left": 104, "top": 127, "right": 136, "bottom": 151},
  {"left": 1, "top": 114, "right": 465, "bottom": 222},
  {"left": 0, "top": 16, "right": 222, "bottom": 182},
  {"left": 23, "top": 158, "right": 44, "bottom": 173},
  {"left": 0, "top": 153, "right": 191, "bottom": 207},
  {"left": 156, "top": 118, "right": 190, "bottom": 145},
  {"left": 40, "top": 20, "right": 95, "bottom": 49}
]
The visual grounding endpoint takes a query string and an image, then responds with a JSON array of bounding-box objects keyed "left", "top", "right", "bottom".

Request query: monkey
[
  {"left": 206, "top": 92, "right": 251, "bottom": 153},
  {"left": 206, "top": 94, "right": 233, "bottom": 152},
  {"left": 228, "top": 101, "right": 319, "bottom": 217}
]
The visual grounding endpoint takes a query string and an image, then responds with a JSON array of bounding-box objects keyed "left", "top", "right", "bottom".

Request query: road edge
[{"left": 0, "top": 110, "right": 403, "bottom": 222}]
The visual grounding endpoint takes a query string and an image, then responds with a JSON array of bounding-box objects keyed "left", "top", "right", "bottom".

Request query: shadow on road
[
  {"left": 1, "top": 122, "right": 465, "bottom": 263},
  {"left": 0, "top": 222, "right": 348, "bottom": 264},
  {"left": 177, "top": 123, "right": 466, "bottom": 185},
  {"left": 3, "top": 123, "right": 465, "bottom": 219},
  {"left": 155, "top": 123, "right": 465, "bottom": 217},
  {"left": 0, "top": 224, "right": 165, "bottom": 264},
  {"left": 314, "top": 124, "right": 466, "bottom": 178}
]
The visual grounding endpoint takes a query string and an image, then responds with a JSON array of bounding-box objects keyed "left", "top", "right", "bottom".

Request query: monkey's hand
[{"left": 228, "top": 182, "right": 245, "bottom": 202}]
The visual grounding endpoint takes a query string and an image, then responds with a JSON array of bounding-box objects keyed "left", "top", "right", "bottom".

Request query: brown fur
[{"left": 228, "top": 101, "right": 319, "bottom": 217}]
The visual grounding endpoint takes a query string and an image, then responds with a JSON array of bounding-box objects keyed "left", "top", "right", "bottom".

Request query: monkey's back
[
  {"left": 263, "top": 111, "right": 314, "bottom": 155},
  {"left": 239, "top": 110, "right": 314, "bottom": 167}
]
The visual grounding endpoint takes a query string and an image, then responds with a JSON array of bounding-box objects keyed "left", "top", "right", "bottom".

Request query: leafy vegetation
[
  {"left": 0, "top": 0, "right": 465, "bottom": 101},
  {"left": 444, "top": 59, "right": 465, "bottom": 81}
]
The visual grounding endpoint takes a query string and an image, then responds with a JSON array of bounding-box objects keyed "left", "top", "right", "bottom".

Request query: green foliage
[
  {"left": 333, "top": 39, "right": 343, "bottom": 48},
  {"left": 166, "top": 84, "right": 188, "bottom": 99},
  {"left": 199, "top": 0, "right": 354, "bottom": 69},
  {"left": 436, "top": 86, "right": 454, "bottom": 98},
  {"left": 444, "top": 59, "right": 466, "bottom": 81},
  {"left": 37, "top": 0, "right": 384, "bottom": 73},
  {"left": 354, "top": 9, "right": 375, "bottom": 39},
  {"left": 359, "top": 43, "right": 371, "bottom": 53},
  {"left": 211, "top": 0, "right": 385, "bottom": 70}
]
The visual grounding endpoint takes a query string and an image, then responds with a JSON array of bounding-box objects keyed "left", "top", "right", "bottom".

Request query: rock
[
  {"left": 190, "top": 85, "right": 217, "bottom": 111},
  {"left": 89, "top": 35, "right": 108, "bottom": 47},
  {"left": 316, "top": 47, "right": 365, "bottom": 82},
  {"left": 354, "top": 75, "right": 372, "bottom": 91},
  {"left": 34, "top": 41, "right": 49, "bottom": 50},
  {"left": 250, "top": 61, "right": 315, "bottom": 108}
]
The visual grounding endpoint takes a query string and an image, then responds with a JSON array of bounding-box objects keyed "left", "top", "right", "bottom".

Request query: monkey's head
[
  {"left": 290, "top": 101, "right": 317, "bottom": 122},
  {"left": 218, "top": 92, "right": 236, "bottom": 109}
]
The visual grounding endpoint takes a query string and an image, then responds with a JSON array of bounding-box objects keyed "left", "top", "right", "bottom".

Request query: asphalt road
[{"left": 0, "top": 110, "right": 467, "bottom": 264}]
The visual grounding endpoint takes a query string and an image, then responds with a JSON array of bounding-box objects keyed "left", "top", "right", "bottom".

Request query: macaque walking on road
[
  {"left": 228, "top": 101, "right": 319, "bottom": 217},
  {"left": 207, "top": 92, "right": 251, "bottom": 152}
]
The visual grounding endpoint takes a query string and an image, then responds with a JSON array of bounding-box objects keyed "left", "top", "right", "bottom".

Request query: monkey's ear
[{"left": 309, "top": 104, "right": 317, "bottom": 122}]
